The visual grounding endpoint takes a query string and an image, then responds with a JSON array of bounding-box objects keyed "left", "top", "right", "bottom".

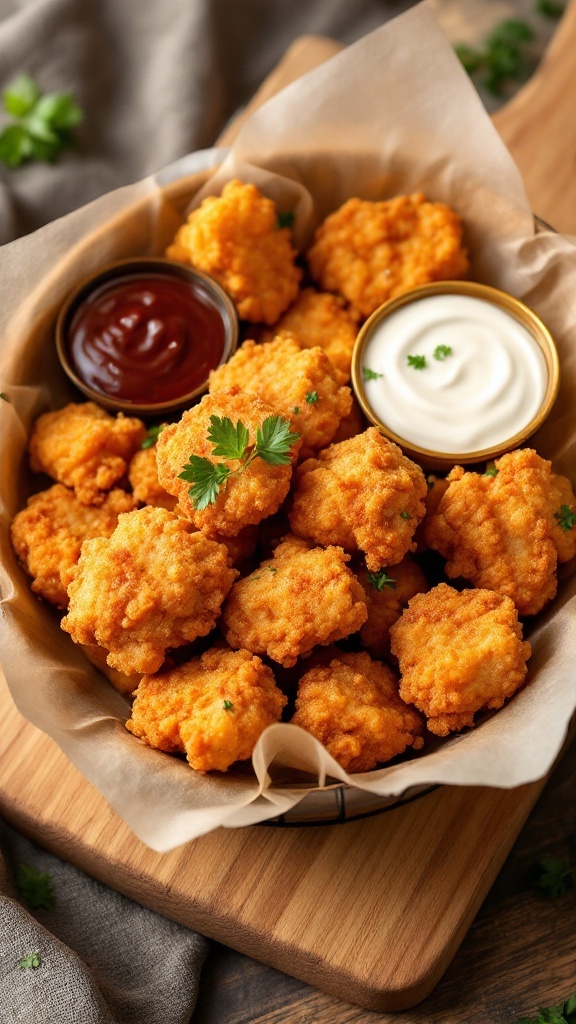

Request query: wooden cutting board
[{"left": 1, "top": 5, "right": 576, "bottom": 1012}]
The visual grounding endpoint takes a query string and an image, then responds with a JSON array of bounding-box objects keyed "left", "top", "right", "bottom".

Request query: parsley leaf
[
  {"left": 207, "top": 415, "right": 249, "bottom": 460},
  {"left": 19, "top": 951, "right": 41, "bottom": 969},
  {"left": 141, "top": 423, "right": 166, "bottom": 449},
  {"left": 367, "top": 569, "right": 396, "bottom": 591},
  {"left": 434, "top": 344, "right": 453, "bottom": 361},
  {"left": 515, "top": 992, "right": 576, "bottom": 1024},
  {"left": 407, "top": 354, "right": 426, "bottom": 370},
  {"left": 255, "top": 416, "right": 300, "bottom": 466},
  {"left": 222, "top": 699, "right": 234, "bottom": 711},
  {"left": 277, "top": 210, "right": 295, "bottom": 229},
  {"left": 305, "top": 391, "right": 319, "bottom": 404},
  {"left": 455, "top": 18, "right": 535, "bottom": 97},
  {"left": 533, "top": 855, "right": 575, "bottom": 899},
  {"left": 16, "top": 864, "right": 54, "bottom": 911},
  {"left": 554, "top": 504, "right": 576, "bottom": 531},
  {"left": 0, "top": 74, "right": 83, "bottom": 168},
  {"left": 292, "top": 406, "right": 300, "bottom": 415},
  {"left": 179, "top": 456, "right": 230, "bottom": 511},
  {"left": 363, "top": 367, "right": 383, "bottom": 381},
  {"left": 400, "top": 511, "right": 412, "bottom": 520},
  {"left": 535, "top": 0, "right": 564, "bottom": 17},
  {"left": 483, "top": 462, "right": 499, "bottom": 477}
]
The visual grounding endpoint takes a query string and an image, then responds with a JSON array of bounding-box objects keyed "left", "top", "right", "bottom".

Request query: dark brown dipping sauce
[{"left": 67, "top": 273, "right": 226, "bottom": 404}]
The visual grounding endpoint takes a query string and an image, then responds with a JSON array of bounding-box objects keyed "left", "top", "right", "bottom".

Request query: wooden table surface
[{"left": 191, "top": 9, "right": 576, "bottom": 1022}]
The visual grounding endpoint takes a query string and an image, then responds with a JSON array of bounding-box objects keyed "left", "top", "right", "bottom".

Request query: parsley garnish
[
  {"left": 434, "top": 345, "right": 453, "bottom": 361},
  {"left": 16, "top": 864, "right": 54, "bottom": 911},
  {"left": 0, "top": 74, "right": 83, "bottom": 168},
  {"left": 305, "top": 391, "right": 319, "bottom": 404},
  {"left": 554, "top": 505, "right": 576, "bottom": 531},
  {"left": 455, "top": 19, "right": 535, "bottom": 97},
  {"left": 367, "top": 569, "right": 396, "bottom": 591},
  {"left": 223, "top": 699, "right": 234, "bottom": 711},
  {"left": 407, "top": 354, "right": 426, "bottom": 370},
  {"left": 179, "top": 414, "right": 299, "bottom": 510},
  {"left": 19, "top": 951, "right": 41, "bottom": 969},
  {"left": 515, "top": 991, "right": 576, "bottom": 1024},
  {"left": 400, "top": 511, "right": 412, "bottom": 520},
  {"left": 277, "top": 211, "right": 295, "bottom": 229},
  {"left": 533, "top": 855, "right": 575, "bottom": 899},
  {"left": 0, "top": 392, "right": 9, "bottom": 402},
  {"left": 535, "top": 0, "right": 564, "bottom": 18},
  {"left": 141, "top": 423, "right": 166, "bottom": 450},
  {"left": 483, "top": 462, "right": 499, "bottom": 477},
  {"left": 292, "top": 406, "right": 300, "bottom": 415},
  {"left": 363, "top": 367, "right": 383, "bottom": 381}
]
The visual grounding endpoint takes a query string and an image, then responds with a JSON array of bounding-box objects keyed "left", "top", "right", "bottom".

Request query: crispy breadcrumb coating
[
  {"left": 29, "top": 402, "right": 145, "bottom": 506},
  {"left": 292, "top": 650, "right": 424, "bottom": 772},
  {"left": 126, "top": 647, "right": 286, "bottom": 772},
  {"left": 261, "top": 288, "right": 360, "bottom": 383},
  {"left": 10, "top": 484, "right": 136, "bottom": 608},
  {"left": 156, "top": 390, "right": 299, "bottom": 537},
  {"left": 425, "top": 449, "right": 569, "bottom": 615},
  {"left": 222, "top": 537, "right": 367, "bottom": 667},
  {"left": 390, "top": 583, "right": 531, "bottom": 736},
  {"left": 357, "top": 554, "right": 429, "bottom": 660},
  {"left": 307, "top": 192, "right": 469, "bottom": 318},
  {"left": 414, "top": 475, "right": 450, "bottom": 553},
  {"left": 208, "top": 335, "right": 352, "bottom": 458},
  {"left": 128, "top": 444, "right": 177, "bottom": 511},
  {"left": 165, "top": 179, "right": 301, "bottom": 324},
  {"left": 289, "top": 428, "right": 427, "bottom": 571},
  {"left": 330, "top": 395, "right": 366, "bottom": 444},
  {"left": 61, "top": 507, "right": 238, "bottom": 675}
]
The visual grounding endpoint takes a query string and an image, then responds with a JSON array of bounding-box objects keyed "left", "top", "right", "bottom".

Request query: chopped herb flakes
[
  {"left": 363, "top": 367, "right": 382, "bottom": 381},
  {"left": 367, "top": 569, "right": 396, "bottom": 591},
  {"left": 19, "top": 952, "right": 41, "bottom": 969},
  {"left": 434, "top": 345, "right": 453, "bottom": 361},
  {"left": 305, "top": 391, "right": 319, "bottom": 404},
  {"left": 554, "top": 505, "right": 576, "bottom": 531},
  {"left": 407, "top": 354, "right": 426, "bottom": 370},
  {"left": 222, "top": 700, "right": 234, "bottom": 712}
]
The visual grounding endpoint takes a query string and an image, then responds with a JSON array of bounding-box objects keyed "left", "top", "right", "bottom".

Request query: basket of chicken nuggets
[{"left": 1, "top": 6, "right": 575, "bottom": 849}]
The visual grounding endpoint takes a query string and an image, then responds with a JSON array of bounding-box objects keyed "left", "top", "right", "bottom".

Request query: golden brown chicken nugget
[
  {"left": 357, "top": 554, "right": 429, "bottom": 660},
  {"left": 156, "top": 390, "right": 299, "bottom": 538},
  {"left": 29, "top": 402, "right": 145, "bottom": 506},
  {"left": 390, "top": 583, "right": 531, "bottom": 737},
  {"left": 222, "top": 537, "right": 367, "bottom": 667},
  {"left": 126, "top": 647, "right": 286, "bottom": 772},
  {"left": 62, "top": 507, "right": 238, "bottom": 675},
  {"left": 209, "top": 335, "right": 352, "bottom": 458},
  {"left": 425, "top": 449, "right": 569, "bottom": 615},
  {"left": 128, "top": 441, "right": 177, "bottom": 511},
  {"left": 10, "top": 484, "right": 137, "bottom": 609},
  {"left": 307, "top": 192, "right": 468, "bottom": 318},
  {"left": 166, "top": 179, "right": 301, "bottom": 324},
  {"left": 261, "top": 288, "right": 360, "bottom": 383},
  {"left": 289, "top": 428, "right": 427, "bottom": 571},
  {"left": 292, "top": 650, "right": 424, "bottom": 773}
]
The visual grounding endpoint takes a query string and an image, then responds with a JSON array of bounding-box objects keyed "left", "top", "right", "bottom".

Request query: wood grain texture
[{"left": 2, "top": 5, "right": 576, "bottom": 1016}]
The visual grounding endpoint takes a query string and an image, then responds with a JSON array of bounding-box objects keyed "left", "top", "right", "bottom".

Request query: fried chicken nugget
[
  {"left": 390, "top": 583, "right": 531, "bottom": 736},
  {"left": 425, "top": 449, "right": 571, "bottom": 616},
  {"left": 549, "top": 471, "right": 576, "bottom": 564},
  {"left": 126, "top": 647, "right": 286, "bottom": 772},
  {"left": 29, "top": 402, "right": 145, "bottom": 506},
  {"left": 128, "top": 443, "right": 177, "bottom": 511},
  {"left": 61, "top": 507, "right": 238, "bottom": 675},
  {"left": 156, "top": 390, "right": 299, "bottom": 537},
  {"left": 307, "top": 192, "right": 469, "bottom": 318},
  {"left": 165, "top": 179, "right": 301, "bottom": 324},
  {"left": 208, "top": 335, "right": 352, "bottom": 458},
  {"left": 10, "top": 484, "right": 137, "bottom": 608},
  {"left": 357, "top": 554, "right": 429, "bottom": 660},
  {"left": 292, "top": 650, "right": 424, "bottom": 773},
  {"left": 80, "top": 643, "right": 142, "bottom": 698},
  {"left": 261, "top": 288, "right": 360, "bottom": 383},
  {"left": 289, "top": 429, "right": 427, "bottom": 571},
  {"left": 221, "top": 536, "right": 367, "bottom": 667}
]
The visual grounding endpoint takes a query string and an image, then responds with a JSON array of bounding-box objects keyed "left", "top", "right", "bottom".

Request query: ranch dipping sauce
[{"left": 357, "top": 287, "right": 552, "bottom": 457}]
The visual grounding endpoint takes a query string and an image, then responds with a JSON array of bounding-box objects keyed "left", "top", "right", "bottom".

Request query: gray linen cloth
[{"left": 0, "top": 2, "right": 414, "bottom": 1021}]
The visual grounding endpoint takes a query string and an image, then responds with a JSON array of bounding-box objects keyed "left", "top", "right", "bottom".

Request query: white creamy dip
[{"left": 361, "top": 293, "right": 548, "bottom": 454}]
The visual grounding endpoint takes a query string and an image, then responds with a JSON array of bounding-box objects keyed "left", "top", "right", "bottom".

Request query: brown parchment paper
[{"left": 1, "top": 3, "right": 575, "bottom": 851}]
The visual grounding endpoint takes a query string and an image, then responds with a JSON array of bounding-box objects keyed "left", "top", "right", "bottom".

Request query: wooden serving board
[{"left": 2, "top": 5, "right": 576, "bottom": 1012}]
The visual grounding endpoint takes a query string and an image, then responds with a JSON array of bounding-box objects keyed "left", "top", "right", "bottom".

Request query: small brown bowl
[
  {"left": 351, "top": 280, "right": 560, "bottom": 471},
  {"left": 56, "top": 257, "right": 239, "bottom": 416}
]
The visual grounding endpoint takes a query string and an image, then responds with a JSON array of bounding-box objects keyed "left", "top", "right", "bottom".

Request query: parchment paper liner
[{"left": 1, "top": 3, "right": 575, "bottom": 851}]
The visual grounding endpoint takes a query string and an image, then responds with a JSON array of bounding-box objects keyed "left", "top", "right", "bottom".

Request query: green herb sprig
[
  {"left": 483, "top": 462, "right": 499, "bottom": 478},
  {"left": 16, "top": 864, "right": 54, "bottom": 911},
  {"left": 363, "top": 367, "right": 383, "bottom": 381},
  {"left": 141, "top": 424, "right": 166, "bottom": 450},
  {"left": 533, "top": 855, "right": 575, "bottom": 899},
  {"left": 455, "top": 19, "right": 535, "bottom": 97},
  {"left": 0, "top": 74, "right": 83, "bottom": 168},
  {"left": 179, "top": 414, "right": 299, "bottom": 511},
  {"left": 434, "top": 345, "right": 453, "bottom": 361},
  {"left": 516, "top": 991, "right": 576, "bottom": 1024},
  {"left": 407, "top": 354, "right": 426, "bottom": 370},
  {"left": 367, "top": 569, "right": 396, "bottom": 591},
  {"left": 554, "top": 505, "right": 576, "bottom": 531}
]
